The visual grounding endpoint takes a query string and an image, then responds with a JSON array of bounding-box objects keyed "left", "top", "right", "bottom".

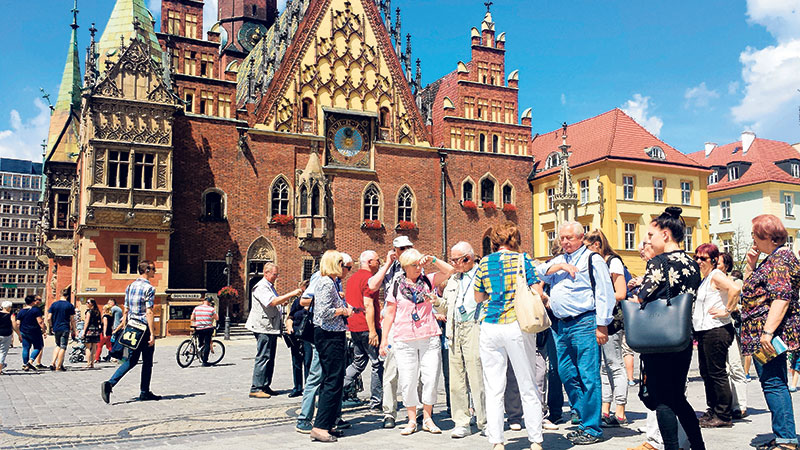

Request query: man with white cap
[{"left": 369, "top": 235, "right": 414, "bottom": 428}]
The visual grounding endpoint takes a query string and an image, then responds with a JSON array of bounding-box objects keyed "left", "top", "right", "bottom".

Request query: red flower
[
  {"left": 362, "top": 219, "right": 383, "bottom": 230},
  {"left": 461, "top": 200, "right": 477, "bottom": 210},
  {"left": 502, "top": 204, "right": 517, "bottom": 212},
  {"left": 397, "top": 220, "right": 417, "bottom": 230},
  {"left": 271, "top": 214, "right": 294, "bottom": 225},
  {"left": 218, "top": 286, "right": 239, "bottom": 298},
  {"left": 483, "top": 201, "right": 497, "bottom": 210}
]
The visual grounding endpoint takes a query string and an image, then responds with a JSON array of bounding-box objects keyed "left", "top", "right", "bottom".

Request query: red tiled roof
[
  {"left": 529, "top": 108, "right": 706, "bottom": 180},
  {"left": 687, "top": 138, "right": 800, "bottom": 192}
]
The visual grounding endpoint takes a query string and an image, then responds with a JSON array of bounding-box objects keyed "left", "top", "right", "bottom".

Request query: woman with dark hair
[
  {"left": 692, "top": 243, "right": 740, "bottom": 428},
  {"left": 584, "top": 229, "right": 629, "bottom": 426},
  {"left": 81, "top": 298, "right": 102, "bottom": 368},
  {"left": 636, "top": 207, "right": 705, "bottom": 450},
  {"left": 718, "top": 252, "right": 734, "bottom": 274},
  {"left": 735, "top": 214, "right": 800, "bottom": 450}
]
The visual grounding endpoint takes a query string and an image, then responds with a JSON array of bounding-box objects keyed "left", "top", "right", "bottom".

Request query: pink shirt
[{"left": 386, "top": 273, "right": 441, "bottom": 342}]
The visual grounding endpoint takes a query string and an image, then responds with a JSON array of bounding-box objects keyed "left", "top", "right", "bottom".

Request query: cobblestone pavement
[{"left": 0, "top": 335, "right": 796, "bottom": 449}]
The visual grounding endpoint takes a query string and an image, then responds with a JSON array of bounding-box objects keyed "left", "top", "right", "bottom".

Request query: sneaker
[
  {"left": 48, "top": 364, "right": 56, "bottom": 371},
  {"left": 570, "top": 431, "right": 602, "bottom": 445},
  {"left": 571, "top": 411, "right": 581, "bottom": 425},
  {"left": 295, "top": 421, "right": 313, "bottom": 434},
  {"left": 35, "top": 364, "right": 47, "bottom": 370},
  {"left": 26, "top": 363, "right": 38, "bottom": 371},
  {"left": 368, "top": 404, "right": 382, "bottom": 414},
  {"left": 542, "top": 418, "right": 559, "bottom": 430},
  {"left": 383, "top": 416, "right": 396, "bottom": 429},
  {"left": 451, "top": 426, "right": 470, "bottom": 438},
  {"left": 628, "top": 379, "right": 638, "bottom": 386},
  {"left": 531, "top": 443, "right": 543, "bottom": 450},
  {"left": 509, "top": 423, "right": 522, "bottom": 431},
  {"left": 287, "top": 391, "right": 302, "bottom": 398},
  {"left": 101, "top": 381, "right": 112, "bottom": 404},
  {"left": 790, "top": 386, "right": 798, "bottom": 393},
  {"left": 138, "top": 391, "right": 162, "bottom": 401},
  {"left": 601, "top": 414, "right": 621, "bottom": 428},
  {"left": 745, "top": 374, "right": 752, "bottom": 381},
  {"left": 342, "top": 397, "right": 365, "bottom": 408}
]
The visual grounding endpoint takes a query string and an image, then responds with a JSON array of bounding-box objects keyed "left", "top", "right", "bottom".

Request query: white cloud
[
  {"left": 278, "top": 0, "right": 288, "bottom": 12},
  {"left": 621, "top": 94, "right": 663, "bottom": 137},
  {"left": 0, "top": 98, "right": 51, "bottom": 162},
  {"left": 560, "top": 93, "right": 566, "bottom": 105},
  {"left": 684, "top": 82, "right": 719, "bottom": 109},
  {"left": 731, "top": 1, "right": 800, "bottom": 141},
  {"left": 728, "top": 81, "right": 740, "bottom": 95},
  {"left": 203, "top": 0, "right": 219, "bottom": 35}
]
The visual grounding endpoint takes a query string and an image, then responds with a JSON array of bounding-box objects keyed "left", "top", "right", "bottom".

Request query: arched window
[
  {"left": 203, "top": 190, "right": 224, "bottom": 220},
  {"left": 502, "top": 184, "right": 513, "bottom": 205},
  {"left": 363, "top": 184, "right": 380, "bottom": 220},
  {"left": 463, "top": 180, "right": 474, "bottom": 202},
  {"left": 480, "top": 178, "right": 495, "bottom": 204},
  {"left": 379, "top": 107, "right": 390, "bottom": 128},
  {"left": 397, "top": 187, "right": 414, "bottom": 223},
  {"left": 299, "top": 185, "right": 308, "bottom": 215},
  {"left": 492, "top": 135, "right": 499, "bottom": 153},
  {"left": 545, "top": 152, "right": 560, "bottom": 169},
  {"left": 482, "top": 235, "right": 492, "bottom": 258},
  {"left": 301, "top": 98, "right": 313, "bottom": 119},
  {"left": 270, "top": 177, "right": 289, "bottom": 217},
  {"left": 479, "top": 134, "right": 486, "bottom": 152},
  {"left": 310, "top": 184, "right": 321, "bottom": 216},
  {"left": 646, "top": 146, "right": 666, "bottom": 161}
]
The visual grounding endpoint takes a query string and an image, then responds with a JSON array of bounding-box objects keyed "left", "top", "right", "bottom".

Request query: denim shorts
[{"left": 54, "top": 331, "right": 70, "bottom": 349}]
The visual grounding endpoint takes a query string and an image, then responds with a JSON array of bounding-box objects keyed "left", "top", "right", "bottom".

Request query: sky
[{"left": 0, "top": 0, "right": 798, "bottom": 162}]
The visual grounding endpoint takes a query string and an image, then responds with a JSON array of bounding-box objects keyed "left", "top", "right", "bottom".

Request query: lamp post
[{"left": 223, "top": 249, "right": 233, "bottom": 341}]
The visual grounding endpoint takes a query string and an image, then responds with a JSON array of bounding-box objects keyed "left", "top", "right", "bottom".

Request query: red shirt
[{"left": 345, "top": 269, "right": 380, "bottom": 333}]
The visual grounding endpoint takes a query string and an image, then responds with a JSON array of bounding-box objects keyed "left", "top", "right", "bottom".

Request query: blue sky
[{"left": 1, "top": 0, "right": 798, "bottom": 162}]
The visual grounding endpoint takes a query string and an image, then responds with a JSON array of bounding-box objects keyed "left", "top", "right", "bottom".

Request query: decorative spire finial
[
  {"left": 561, "top": 121, "right": 568, "bottom": 146},
  {"left": 71, "top": 0, "right": 79, "bottom": 30},
  {"left": 484, "top": 1, "right": 493, "bottom": 12}
]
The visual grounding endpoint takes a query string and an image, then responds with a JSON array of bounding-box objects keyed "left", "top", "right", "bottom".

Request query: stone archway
[{"left": 244, "top": 236, "right": 276, "bottom": 316}]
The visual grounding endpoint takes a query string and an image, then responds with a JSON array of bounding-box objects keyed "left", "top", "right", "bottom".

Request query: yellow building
[{"left": 528, "top": 109, "right": 710, "bottom": 275}]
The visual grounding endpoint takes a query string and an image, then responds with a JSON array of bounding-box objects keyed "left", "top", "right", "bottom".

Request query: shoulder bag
[
  {"left": 514, "top": 253, "right": 551, "bottom": 334},
  {"left": 295, "top": 300, "right": 316, "bottom": 344},
  {"left": 119, "top": 319, "right": 148, "bottom": 351},
  {"left": 621, "top": 277, "right": 693, "bottom": 354}
]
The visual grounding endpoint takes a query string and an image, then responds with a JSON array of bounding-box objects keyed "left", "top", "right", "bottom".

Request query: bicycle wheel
[
  {"left": 176, "top": 339, "right": 196, "bottom": 368},
  {"left": 207, "top": 340, "right": 225, "bottom": 365}
]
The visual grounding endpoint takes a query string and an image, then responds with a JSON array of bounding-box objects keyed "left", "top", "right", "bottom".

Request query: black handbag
[
  {"left": 606, "top": 305, "right": 624, "bottom": 336},
  {"left": 108, "top": 329, "right": 126, "bottom": 359},
  {"left": 621, "top": 291, "right": 694, "bottom": 354},
  {"left": 295, "top": 301, "right": 315, "bottom": 344}
]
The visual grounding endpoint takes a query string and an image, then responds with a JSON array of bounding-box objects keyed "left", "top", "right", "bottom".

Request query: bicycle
[{"left": 176, "top": 327, "right": 225, "bottom": 368}]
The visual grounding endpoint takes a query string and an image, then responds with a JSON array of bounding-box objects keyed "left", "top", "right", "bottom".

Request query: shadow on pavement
[{"left": 113, "top": 392, "right": 206, "bottom": 405}]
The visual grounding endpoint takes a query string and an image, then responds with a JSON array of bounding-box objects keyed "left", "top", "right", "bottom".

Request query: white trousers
[
  {"left": 394, "top": 336, "right": 442, "bottom": 409},
  {"left": 480, "top": 321, "right": 543, "bottom": 445},
  {"left": 727, "top": 338, "right": 748, "bottom": 411}
]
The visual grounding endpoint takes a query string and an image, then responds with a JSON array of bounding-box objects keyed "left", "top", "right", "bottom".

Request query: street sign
[{"left": 1, "top": 284, "right": 16, "bottom": 289}]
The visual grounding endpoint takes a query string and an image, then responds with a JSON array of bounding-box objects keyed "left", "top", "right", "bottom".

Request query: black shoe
[
  {"left": 328, "top": 428, "right": 344, "bottom": 437},
  {"left": 101, "top": 381, "right": 112, "bottom": 404},
  {"left": 26, "top": 363, "right": 38, "bottom": 371},
  {"left": 383, "top": 416, "right": 396, "bottom": 429},
  {"left": 35, "top": 364, "right": 48, "bottom": 370},
  {"left": 138, "top": 391, "right": 162, "bottom": 401},
  {"left": 699, "top": 416, "right": 733, "bottom": 428},
  {"left": 566, "top": 430, "right": 582, "bottom": 439},
  {"left": 732, "top": 409, "right": 749, "bottom": 420},
  {"left": 48, "top": 364, "right": 56, "bottom": 371},
  {"left": 263, "top": 387, "right": 280, "bottom": 396},
  {"left": 288, "top": 391, "right": 302, "bottom": 398},
  {"left": 335, "top": 418, "right": 351, "bottom": 429},
  {"left": 570, "top": 432, "right": 602, "bottom": 445},
  {"left": 698, "top": 408, "right": 714, "bottom": 421}
]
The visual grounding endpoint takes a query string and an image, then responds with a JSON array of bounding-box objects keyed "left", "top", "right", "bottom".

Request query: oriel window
[
  {"left": 133, "top": 153, "right": 155, "bottom": 189},
  {"left": 107, "top": 150, "right": 129, "bottom": 188}
]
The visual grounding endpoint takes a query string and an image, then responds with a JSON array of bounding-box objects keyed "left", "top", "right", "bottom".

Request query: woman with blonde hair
[
  {"left": 310, "top": 250, "right": 353, "bottom": 443},
  {"left": 474, "top": 221, "right": 544, "bottom": 450},
  {"left": 380, "top": 247, "right": 453, "bottom": 435}
]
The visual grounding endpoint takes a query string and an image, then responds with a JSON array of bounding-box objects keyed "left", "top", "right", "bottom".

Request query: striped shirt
[
  {"left": 125, "top": 277, "right": 155, "bottom": 324},
  {"left": 192, "top": 304, "right": 216, "bottom": 330},
  {"left": 474, "top": 251, "right": 538, "bottom": 324}
]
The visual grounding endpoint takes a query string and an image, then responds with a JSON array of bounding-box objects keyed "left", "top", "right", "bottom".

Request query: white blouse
[{"left": 692, "top": 268, "right": 732, "bottom": 332}]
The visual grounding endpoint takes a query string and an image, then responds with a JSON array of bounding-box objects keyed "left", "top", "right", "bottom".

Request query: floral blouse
[
  {"left": 638, "top": 250, "right": 701, "bottom": 304},
  {"left": 312, "top": 276, "right": 348, "bottom": 332},
  {"left": 740, "top": 247, "right": 800, "bottom": 355}
]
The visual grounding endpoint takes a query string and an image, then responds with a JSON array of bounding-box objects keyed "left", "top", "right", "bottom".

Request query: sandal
[
  {"left": 422, "top": 418, "right": 441, "bottom": 434},
  {"left": 400, "top": 421, "right": 417, "bottom": 435}
]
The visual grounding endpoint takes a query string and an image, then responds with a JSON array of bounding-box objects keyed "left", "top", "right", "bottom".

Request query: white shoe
[
  {"left": 492, "top": 444, "right": 505, "bottom": 450},
  {"left": 542, "top": 418, "right": 559, "bottom": 430},
  {"left": 451, "top": 426, "right": 470, "bottom": 439},
  {"left": 509, "top": 423, "right": 522, "bottom": 431},
  {"left": 531, "top": 443, "right": 543, "bottom": 450}
]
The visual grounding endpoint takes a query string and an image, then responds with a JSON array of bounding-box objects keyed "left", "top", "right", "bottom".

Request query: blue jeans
[
  {"left": 545, "top": 329, "right": 565, "bottom": 421},
  {"left": 297, "top": 345, "right": 323, "bottom": 424},
  {"left": 108, "top": 329, "right": 154, "bottom": 394},
  {"left": 21, "top": 333, "right": 43, "bottom": 365},
  {"left": 755, "top": 353, "right": 798, "bottom": 444},
  {"left": 551, "top": 312, "right": 602, "bottom": 437}
]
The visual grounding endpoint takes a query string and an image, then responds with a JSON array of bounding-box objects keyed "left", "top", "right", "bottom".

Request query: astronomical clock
[
  {"left": 324, "top": 113, "right": 372, "bottom": 169},
  {"left": 238, "top": 21, "right": 268, "bottom": 52}
]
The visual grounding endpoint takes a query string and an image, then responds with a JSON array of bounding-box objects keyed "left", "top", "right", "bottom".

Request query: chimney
[
  {"left": 742, "top": 131, "right": 756, "bottom": 154},
  {"left": 704, "top": 142, "right": 717, "bottom": 157}
]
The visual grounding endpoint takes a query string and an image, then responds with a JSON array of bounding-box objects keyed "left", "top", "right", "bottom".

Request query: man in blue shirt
[
  {"left": 47, "top": 287, "right": 75, "bottom": 371},
  {"left": 536, "top": 221, "right": 615, "bottom": 445}
]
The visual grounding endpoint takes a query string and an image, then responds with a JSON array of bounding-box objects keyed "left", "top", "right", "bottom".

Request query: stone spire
[
  {"left": 404, "top": 34, "right": 412, "bottom": 80},
  {"left": 84, "top": 22, "right": 99, "bottom": 87},
  {"left": 95, "top": 0, "right": 162, "bottom": 70},
  {"left": 414, "top": 58, "right": 422, "bottom": 94},
  {"left": 393, "top": 8, "right": 401, "bottom": 56},
  {"left": 46, "top": 0, "right": 82, "bottom": 163},
  {"left": 553, "top": 122, "right": 578, "bottom": 225}
]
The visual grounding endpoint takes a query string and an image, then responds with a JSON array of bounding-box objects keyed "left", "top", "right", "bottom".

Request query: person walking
[
  {"left": 17, "top": 295, "right": 46, "bottom": 371},
  {"left": 96, "top": 304, "right": 114, "bottom": 363},
  {"left": 536, "top": 221, "right": 616, "bottom": 445},
  {"left": 636, "top": 207, "right": 706, "bottom": 450},
  {"left": 101, "top": 261, "right": 162, "bottom": 404},
  {"left": 81, "top": 299, "right": 102, "bottom": 369},
  {"left": 439, "top": 241, "right": 486, "bottom": 438},
  {"left": 717, "top": 252, "right": 749, "bottom": 420},
  {"left": 380, "top": 248, "right": 453, "bottom": 436},
  {"left": 0, "top": 301, "right": 21, "bottom": 374},
  {"left": 692, "top": 243, "right": 740, "bottom": 428},
  {"left": 342, "top": 250, "right": 383, "bottom": 410},
  {"left": 309, "top": 250, "right": 353, "bottom": 443},
  {"left": 474, "top": 221, "right": 545, "bottom": 450},
  {"left": 736, "top": 214, "right": 800, "bottom": 450},
  {"left": 246, "top": 262, "right": 304, "bottom": 398},
  {"left": 191, "top": 297, "right": 218, "bottom": 366},
  {"left": 47, "top": 288, "right": 76, "bottom": 371}
]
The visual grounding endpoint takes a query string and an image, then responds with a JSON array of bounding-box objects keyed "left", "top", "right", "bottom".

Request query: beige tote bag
[{"left": 514, "top": 253, "right": 551, "bottom": 334}]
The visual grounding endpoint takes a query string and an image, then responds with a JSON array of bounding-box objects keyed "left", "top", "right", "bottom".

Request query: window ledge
[{"left": 719, "top": 219, "right": 731, "bottom": 224}]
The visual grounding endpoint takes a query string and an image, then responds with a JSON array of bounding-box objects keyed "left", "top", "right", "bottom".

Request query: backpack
[{"left": 587, "top": 253, "right": 628, "bottom": 335}]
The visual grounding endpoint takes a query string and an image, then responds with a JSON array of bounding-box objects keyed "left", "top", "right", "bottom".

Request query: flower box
[
  {"left": 271, "top": 214, "right": 294, "bottom": 225},
  {"left": 362, "top": 219, "right": 383, "bottom": 230},
  {"left": 218, "top": 286, "right": 239, "bottom": 299},
  {"left": 461, "top": 200, "right": 477, "bottom": 210},
  {"left": 483, "top": 201, "right": 497, "bottom": 211},
  {"left": 502, "top": 204, "right": 517, "bottom": 213},
  {"left": 397, "top": 220, "right": 417, "bottom": 230}
]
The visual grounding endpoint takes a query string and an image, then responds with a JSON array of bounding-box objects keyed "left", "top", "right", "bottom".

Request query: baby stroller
[{"left": 68, "top": 320, "right": 86, "bottom": 364}]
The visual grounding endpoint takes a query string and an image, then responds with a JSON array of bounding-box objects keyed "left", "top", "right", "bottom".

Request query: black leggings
[{"left": 642, "top": 345, "right": 706, "bottom": 450}]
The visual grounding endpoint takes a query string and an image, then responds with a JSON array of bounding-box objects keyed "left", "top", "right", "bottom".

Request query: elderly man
[
  {"left": 247, "top": 263, "right": 303, "bottom": 399},
  {"left": 536, "top": 221, "right": 615, "bottom": 445},
  {"left": 438, "top": 241, "right": 485, "bottom": 438}
]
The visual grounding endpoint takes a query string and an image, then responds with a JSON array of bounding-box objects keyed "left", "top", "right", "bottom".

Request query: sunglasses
[
  {"left": 694, "top": 255, "right": 709, "bottom": 262},
  {"left": 397, "top": 246, "right": 412, "bottom": 251},
  {"left": 344, "top": 265, "right": 353, "bottom": 270},
  {"left": 450, "top": 255, "right": 470, "bottom": 264}
]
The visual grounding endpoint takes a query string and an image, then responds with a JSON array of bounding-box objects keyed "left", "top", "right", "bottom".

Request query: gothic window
[
  {"left": 379, "top": 107, "right": 390, "bottom": 127},
  {"left": 479, "top": 134, "right": 486, "bottom": 152},
  {"left": 302, "top": 98, "right": 313, "bottom": 119},
  {"left": 397, "top": 187, "right": 414, "bottom": 223},
  {"left": 492, "top": 135, "right": 499, "bottom": 153},
  {"left": 203, "top": 189, "right": 224, "bottom": 220},
  {"left": 270, "top": 177, "right": 290, "bottom": 217},
  {"left": 54, "top": 192, "right": 69, "bottom": 229},
  {"left": 480, "top": 177, "right": 495, "bottom": 204},
  {"left": 107, "top": 150, "right": 129, "bottom": 188},
  {"left": 310, "top": 184, "right": 321, "bottom": 216},
  {"left": 502, "top": 184, "right": 513, "bottom": 205},
  {"left": 299, "top": 185, "right": 308, "bottom": 215},
  {"left": 363, "top": 184, "right": 381, "bottom": 221},
  {"left": 133, "top": 153, "right": 155, "bottom": 189},
  {"left": 462, "top": 180, "right": 474, "bottom": 202}
]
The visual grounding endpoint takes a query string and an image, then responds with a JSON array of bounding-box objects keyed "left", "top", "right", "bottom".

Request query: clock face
[
  {"left": 238, "top": 21, "right": 268, "bottom": 53},
  {"left": 333, "top": 126, "right": 363, "bottom": 157},
  {"left": 325, "top": 115, "right": 372, "bottom": 168}
]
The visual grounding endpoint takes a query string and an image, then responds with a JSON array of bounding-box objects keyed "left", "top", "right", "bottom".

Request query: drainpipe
[{"left": 439, "top": 148, "right": 448, "bottom": 259}]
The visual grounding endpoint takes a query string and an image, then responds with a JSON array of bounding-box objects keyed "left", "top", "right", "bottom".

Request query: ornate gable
[{"left": 250, "top": 0, "right": 430, "bottom": 146}]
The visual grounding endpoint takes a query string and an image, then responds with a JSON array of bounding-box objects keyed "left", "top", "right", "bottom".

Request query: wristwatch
[{"left": 763, "top": 330, "right": 774, "bottom": 337}]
